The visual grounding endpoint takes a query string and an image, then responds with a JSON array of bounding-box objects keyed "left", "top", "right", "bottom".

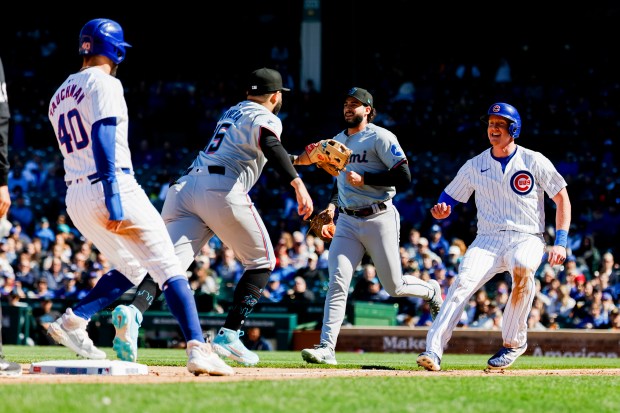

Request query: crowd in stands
[{"left": 2, "top": 19, "right": 620, "bottom": 347}]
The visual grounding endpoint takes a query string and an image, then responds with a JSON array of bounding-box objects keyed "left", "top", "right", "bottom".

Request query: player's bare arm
[
  {"left": 291, "top": 177, "right": 313, "bottom": 220},
  {"left": 547, "top": 187, "right": 571, "bottom": 266},
  {"left": 292, "top": 151, "right": 312, "bottom": 165}
]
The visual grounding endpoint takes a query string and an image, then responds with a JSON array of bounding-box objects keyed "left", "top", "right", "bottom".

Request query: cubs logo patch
[{"left": 510, "top": 170, "right": 534, "bottom": 195}]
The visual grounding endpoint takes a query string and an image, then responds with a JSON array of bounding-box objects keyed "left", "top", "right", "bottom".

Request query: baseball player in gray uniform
[
  {"left": 46, "top": 18, "right": 233, "bottom": 376},
  {"left": 417, "top": 102, "right": 571, "bottom": 371},
  {"left": 111, "top": 67, "right": 313, "bottom": 366},
  {"left": 299, "top": 87, "right": 444, "bottom": 365}
]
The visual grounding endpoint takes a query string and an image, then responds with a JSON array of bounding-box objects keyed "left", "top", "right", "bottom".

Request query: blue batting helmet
[
  {"left": 78, "top": 18, "right": 131, "bottom": 64},
  {"left": 480, "top": 102, "right": 521, "bottom": 138}
]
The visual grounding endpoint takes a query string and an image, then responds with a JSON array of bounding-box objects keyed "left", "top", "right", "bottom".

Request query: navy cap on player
[
  {"left": 248, "top": 68, "right": 290, "bottom": 95},
  {"left": 347, "top": 87, "right": 374, "bottom": 108}
]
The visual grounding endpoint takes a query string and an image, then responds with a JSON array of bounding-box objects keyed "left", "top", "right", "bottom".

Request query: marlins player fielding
[{"left": 299, "top": 87, "right": 444, "bottom": 365}]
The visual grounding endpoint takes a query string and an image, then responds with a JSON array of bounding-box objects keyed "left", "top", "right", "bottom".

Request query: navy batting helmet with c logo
[{"left": 480, "top": 102, "right": 521, "bottom": 138}]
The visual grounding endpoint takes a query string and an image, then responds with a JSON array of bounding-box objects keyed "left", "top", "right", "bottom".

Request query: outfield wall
[{"left": 292, "top": 327, "right": 620, "bottom": 358}]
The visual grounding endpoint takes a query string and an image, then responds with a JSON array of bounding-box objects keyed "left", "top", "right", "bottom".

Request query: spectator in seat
[
  {"left": 283, "top": 276, "right": 316, "bottom": 303},
  {"left": 263, "top": 273, "right": 287, "bottom": 303},
  {"left": 242, "top": 326, "right": 273, "bottom": 351}
]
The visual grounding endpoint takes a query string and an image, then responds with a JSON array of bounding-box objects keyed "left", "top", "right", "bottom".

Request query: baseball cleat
[
  {"left": 417, "top": 351, "right": 441, "bottom": 371},
  {"left": 487, "top": 343, "right": 528, "bottom": 370},
  {"left": 112, "top": 304, "right": 143, "bottom": 362},
  {"left": 427, "top": 279, "right": 443, "bottom": 320},
  {"left": 301, "top": 343, "right": 338, "bottom": 365},
  {"left": 212, "top": 327, "right": 259, "bottom": 366},
  {"left": 47, "top": 308, "right": 107, "bottom": 360},
  {"left": 186, "top": 340, "right": 235, "bottom": 376},
  {"left": 0, "top": 359, "right": 22, "bottom": 377}
]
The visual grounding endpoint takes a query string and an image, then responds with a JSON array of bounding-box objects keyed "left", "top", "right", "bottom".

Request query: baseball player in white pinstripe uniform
[
  {"left": 299, "top": 87, "right": 444, "bottom": 365},
  {"left": 46, "top": 18, "right": 233, "bottom": 376},
  {"left": 417, "top": 102, "right": 571, "bottom": 371}
]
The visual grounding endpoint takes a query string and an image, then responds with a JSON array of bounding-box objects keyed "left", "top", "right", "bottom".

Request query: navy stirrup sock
[
  {"left": 73, "top": 269, "right": 135, "bottom": 319},
  {"left": 163, "top": 276, "right": 204, "bottom": 343}
]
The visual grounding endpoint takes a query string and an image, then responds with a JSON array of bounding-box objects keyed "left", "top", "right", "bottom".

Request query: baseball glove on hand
[
  {"left": 307, "top": 209, "right": 336, "bottom": 242},
  {"left": 305, "top": 139, "right": 352, "bottom": 176}
]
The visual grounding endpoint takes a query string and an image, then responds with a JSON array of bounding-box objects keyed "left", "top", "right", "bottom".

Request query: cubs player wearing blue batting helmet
[
  {"left": 480, "top": 102, "right": 521, "bottom": 138},
  {"left": 79, "top": 18, "right": 131, "bottom": 64}
]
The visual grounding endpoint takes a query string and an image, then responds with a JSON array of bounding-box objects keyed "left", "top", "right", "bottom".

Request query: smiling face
[
  {"left": 487, "top": 114, "right": 516, "bottom": 156},
  {"left": 343, "top": 96, "right": 369, "bottom": 128}
]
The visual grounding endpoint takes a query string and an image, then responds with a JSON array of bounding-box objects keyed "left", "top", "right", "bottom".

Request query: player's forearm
[
  {"left": 553, "top": 189, "right": 571, "bottom": 227},
  {"left": 291, "top": 151, "right": 312, "bottom": 166}
]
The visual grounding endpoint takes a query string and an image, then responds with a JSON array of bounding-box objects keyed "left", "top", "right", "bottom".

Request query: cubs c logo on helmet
[{"left": 510, "top": 171, "right": 534, "bottom": 195}]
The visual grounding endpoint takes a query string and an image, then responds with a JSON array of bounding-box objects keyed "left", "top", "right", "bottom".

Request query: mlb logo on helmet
[{"left": 492, "top": 104, "right": 502, "bottom": 113}]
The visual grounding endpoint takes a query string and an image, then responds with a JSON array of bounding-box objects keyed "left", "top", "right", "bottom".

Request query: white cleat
[
  {"left": 47, "top": 308, "right": 107, "bottom": 360},
  {"left": 186, "top": 340, "right": 235, "bottom": 376}
]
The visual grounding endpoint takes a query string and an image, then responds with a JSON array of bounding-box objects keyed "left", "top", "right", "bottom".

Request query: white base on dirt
[{"left": 29, "top": 359, "right": 148, "bottom": 376}]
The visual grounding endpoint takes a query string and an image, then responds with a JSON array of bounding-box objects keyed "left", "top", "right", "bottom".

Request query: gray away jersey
[
  {"left": 334, "top": 123, "right": 406, "bottom": 209},
  {"left": 191, "top": 100, "right": 283, "bottom": 192}
]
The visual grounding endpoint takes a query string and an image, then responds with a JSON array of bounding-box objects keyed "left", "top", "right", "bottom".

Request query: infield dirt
[{"left": 2, "top": 365, "right": 619, "bottom": 384}]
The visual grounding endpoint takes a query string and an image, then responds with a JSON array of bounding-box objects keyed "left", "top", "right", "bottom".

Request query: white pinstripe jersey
[
  {"left": 333, "top": 123, "right": 406, "bottom": 209},
  {"left": 445, "top": 146, "right": 566, "bottom": 235},
  {"left": 48, "top": 68, "right": 133, "bottom": 181},
  {"left": 190, "top": 100, "right": 283, "bottom": 192}
]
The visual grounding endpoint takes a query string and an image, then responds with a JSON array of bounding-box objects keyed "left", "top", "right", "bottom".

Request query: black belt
[
  {"left": 182, "top": 165, "right": 225, "bottom": 176},
  {"left": 208, "top": 165, "right": 225, "bottom": 175},
  {"left": 172, "top": 165, "right": 226, "bottom": 185},
  {"left": 67, "top": 168, "right": 131, "bottom": 186},
  {"left": 339, "top": 202, "right": 387, "bottom": 218}
]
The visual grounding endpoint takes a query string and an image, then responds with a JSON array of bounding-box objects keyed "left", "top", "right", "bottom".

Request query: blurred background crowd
[{"left": 1, "top": 4, "right": 619, "bottom": 346}]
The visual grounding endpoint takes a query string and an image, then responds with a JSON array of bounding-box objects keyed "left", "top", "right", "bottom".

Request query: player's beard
[
  {"left": 273, "top": 100, "right": 282, "bottom": 116},
  {"left": 344, "top": 114, "right": 363, "bottom": 128}
]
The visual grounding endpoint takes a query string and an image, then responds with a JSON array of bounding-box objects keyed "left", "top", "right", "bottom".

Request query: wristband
[{"left": 554, "top": 229, "right": 568, "bottom": 248}]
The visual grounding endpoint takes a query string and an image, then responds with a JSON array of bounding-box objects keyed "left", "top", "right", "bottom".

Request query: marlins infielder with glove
[
  {"left": 297, "top": 87, "right": 444, "bottom": 365},
  {"left": 46, "top": 18, "right": 232, "bottom": 376},
  {"left": 417, "top": 102, "right": 571, "bottom": 372},
  {"left": 112, "top": 67, "right": 314, "bottom": 366}
]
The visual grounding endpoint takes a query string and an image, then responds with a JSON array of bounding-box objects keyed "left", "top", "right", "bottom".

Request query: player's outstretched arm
[
  {"left": 291, "top": 177, "right": 313, "bottom": 220},
  {"left": 291, "top": 151, "right": 313, "bottom": 166}
]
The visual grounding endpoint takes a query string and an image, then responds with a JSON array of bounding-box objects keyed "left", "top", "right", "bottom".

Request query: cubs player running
[
  {"left": 112, "top": 67, "right": 313, "bottom": 366},
  {"left": 417, "top": 103, "right": 571, "bottom": 371},
  {"left": 298, "top": 88, "right": 443, "bottom": 365},
  {"left": 46, "top": 18, "right": 232, "bottom": 376}
]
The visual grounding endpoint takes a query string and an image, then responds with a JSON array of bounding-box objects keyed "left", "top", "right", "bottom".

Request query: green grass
[{"left": 3, "top": 345, "right": 620, "bottom": 413}]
